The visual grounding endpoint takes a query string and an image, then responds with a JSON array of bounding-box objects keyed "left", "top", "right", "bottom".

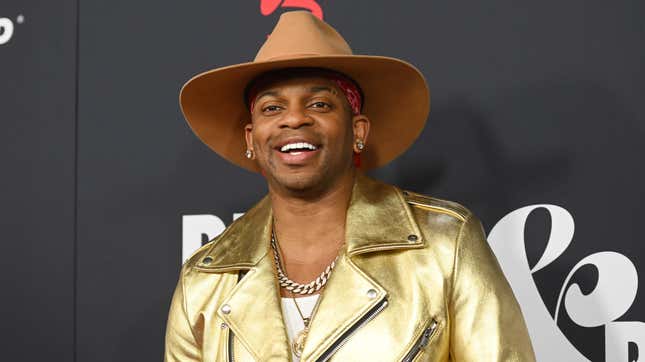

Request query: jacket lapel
[
  {"left": 303, "top": 174, "right": 424, "bottom": 360},
  {"left": 196, "top": 195, "right": 291, "bottom": 360},
  {"left": 301, "top": 253, "right": 387, "bottom": 361},
  {"left": 345, "top": 173, "right": 425, "bottom": 256},
  {"left": 217, "top": 254, "right": 291, "bottom": 361}
]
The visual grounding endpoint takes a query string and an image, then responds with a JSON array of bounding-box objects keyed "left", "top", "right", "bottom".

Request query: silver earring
[
  {"left": 245, "top": 149, "right": 254, "bottom": 159},
  {"left": 356, "top": 139, "right": 365, "bottom": 151}
]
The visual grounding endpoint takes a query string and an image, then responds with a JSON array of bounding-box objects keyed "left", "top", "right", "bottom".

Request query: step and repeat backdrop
[{"left": 1, "top": 1, "right": 644, "bottom": 361}]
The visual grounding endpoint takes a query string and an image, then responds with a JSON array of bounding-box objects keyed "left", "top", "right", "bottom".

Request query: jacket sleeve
[
  {"left": 449, "top": 213, "right": 536, "bottom": 361},
  {"left": 164, "top": 265, "right": 202, "bottom": 362}
]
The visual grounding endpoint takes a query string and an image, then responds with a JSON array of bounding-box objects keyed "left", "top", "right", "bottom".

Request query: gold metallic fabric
[{"left": 164, "top": 174, "right": 536, "bottom": 361}]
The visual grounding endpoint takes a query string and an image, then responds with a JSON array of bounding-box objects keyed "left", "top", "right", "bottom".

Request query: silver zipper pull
[
  {"left": 418, "top": 320, "right": 438, "bottom": 348},
  {"left": 401, "top": 319, "right": 439, "bottom": 362}
]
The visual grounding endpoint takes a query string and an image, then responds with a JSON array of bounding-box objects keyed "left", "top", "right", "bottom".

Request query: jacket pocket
[{"left": 400, "top": 319, "right": 439, "bottom": 362}]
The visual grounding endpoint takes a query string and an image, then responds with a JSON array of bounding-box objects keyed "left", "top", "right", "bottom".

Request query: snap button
[
  {"left": 221, "top": 304, "right": 232, "bottom": 314},
  {"left": 367, "top": 289, "right": 378, "bottom": 299},
  {"left": 220, "top": 323, "right": 228, "bottom": 329},
  {"left": 407, "top": 234, "right": 418, "bottom": 242},
  {"left": 202, "top": 256, "right": 213, "bottom": 265}
]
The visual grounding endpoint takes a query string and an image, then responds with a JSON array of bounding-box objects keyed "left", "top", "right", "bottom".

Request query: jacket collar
[{"left": 194, "top": 172, "right": 424, "bottom": 271}]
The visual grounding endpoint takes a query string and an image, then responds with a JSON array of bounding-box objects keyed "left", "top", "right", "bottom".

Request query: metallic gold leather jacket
[{"left": 165, "top": 174, "right": 536, "bottom": 361}]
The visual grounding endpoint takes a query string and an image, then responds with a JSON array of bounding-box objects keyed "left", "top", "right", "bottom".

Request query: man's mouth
[
  {"left": 278, "top": 142, "right": 318, "bottom": 155},
  {"left": 274, "top": 140, "right": 320, "bottom": 165}
]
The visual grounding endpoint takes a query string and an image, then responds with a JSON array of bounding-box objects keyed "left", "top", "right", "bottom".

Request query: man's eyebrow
[
  {"left": 309, "top": 86, "right": 336, "bottom": 95},
  {"left": 254, "top": 89, "right": 280, "bottom": 101}
]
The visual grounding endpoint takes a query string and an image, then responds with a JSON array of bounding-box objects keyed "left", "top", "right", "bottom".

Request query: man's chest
[{"left": 187, "top": 250, "right": 452, "bottom": 361}]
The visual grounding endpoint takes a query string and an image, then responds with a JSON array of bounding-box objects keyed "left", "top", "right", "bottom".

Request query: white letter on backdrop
[{"left": 181, "top": 214, "right": 226, "bottom": 263}]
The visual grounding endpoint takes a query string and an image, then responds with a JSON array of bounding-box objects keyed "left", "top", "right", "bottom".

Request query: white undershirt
[{"left": 281, "top": 294, "right": 320, "bottom": 362}]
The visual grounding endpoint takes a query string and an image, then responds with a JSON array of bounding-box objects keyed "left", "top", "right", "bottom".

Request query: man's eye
[
  {"left": 310, "top": 101, "right": 330, "bottom": 109},
  {"left": 262, "top": 105, "right": 282, "bottom": 113}
]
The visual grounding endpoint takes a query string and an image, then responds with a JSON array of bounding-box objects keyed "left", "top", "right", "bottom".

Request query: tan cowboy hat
[{"left": 180, "top": 11, "right": 429, "bottom": 171}]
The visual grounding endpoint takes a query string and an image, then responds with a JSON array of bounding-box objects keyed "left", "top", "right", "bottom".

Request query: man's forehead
[{"left": 252, "top": 75, "right": 342, "bottom": 96}]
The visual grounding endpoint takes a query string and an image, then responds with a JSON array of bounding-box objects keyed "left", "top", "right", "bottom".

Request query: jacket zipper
[
  {"left": 227, "top": 270, "right": 246, "bottom": 362},
  {"left": 227, "top": 328, "right": 235, "bottom": 362},
  {"left": 315, "top": 297, "right": 388, "bottom": 362},
  {"left": 400, "top": 319, "right": 438, "bottom": 362}
]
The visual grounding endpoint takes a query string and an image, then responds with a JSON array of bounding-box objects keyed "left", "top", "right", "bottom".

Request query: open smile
[
  {"left": 274, "top": 140, "right": 321, "bottom": 165},
  {"left": 279, "top": 141, "right": 317, "bottom": 153}
]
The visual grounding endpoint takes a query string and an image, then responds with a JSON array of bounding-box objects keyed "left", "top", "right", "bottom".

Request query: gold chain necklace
[
  {"left": 271, "top": 227, "right": 332, "bottom": 358},
  {"left": 289, "top": 292, "right": 322, "bottom": 358},
  {"left": 271, "top": 229, "right": 338, "bottom": 295}
]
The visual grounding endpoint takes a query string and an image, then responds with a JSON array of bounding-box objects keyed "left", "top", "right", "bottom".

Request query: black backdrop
[{"left": 1, "top": 1, "right": 643, "bottom": 361}]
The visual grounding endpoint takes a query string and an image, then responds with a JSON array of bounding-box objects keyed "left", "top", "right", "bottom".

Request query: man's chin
[
  {"left": 276, "top": 174, "right": 320, "bottom": 192},
  {"left": 268, "top": 168, "right": 330, "bottom": 195},
  {"left": 263, "top": 160, "right": 352, "bottom": 196}
]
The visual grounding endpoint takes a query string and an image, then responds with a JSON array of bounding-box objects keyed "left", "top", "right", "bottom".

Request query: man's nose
[{"left": 279, "top": 106, "right": 314, "bottom": 129}]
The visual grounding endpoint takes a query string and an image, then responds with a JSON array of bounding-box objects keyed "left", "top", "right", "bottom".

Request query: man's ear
[
  {"left": 352, "top": 114, "right": 370, "bottom": 153},
  {"left": 244, "top": 122, "right": 254, "bottom": 151}
]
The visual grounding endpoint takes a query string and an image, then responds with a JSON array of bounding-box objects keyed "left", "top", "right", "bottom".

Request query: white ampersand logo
[
  {"left": 0, "top": 17, "right": 14, "bottom": 45},
  {"left": 488, "top": 204, "right": 644, "bottom": 362}
]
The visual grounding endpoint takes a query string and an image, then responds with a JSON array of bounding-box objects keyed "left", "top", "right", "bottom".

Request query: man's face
[{"left": 244, "top": 75, "right": 369, "bottom": 194}]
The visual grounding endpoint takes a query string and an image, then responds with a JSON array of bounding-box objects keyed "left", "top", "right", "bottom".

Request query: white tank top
[{"left": 280, "top": 294, "right": 320, "bottom": 362}]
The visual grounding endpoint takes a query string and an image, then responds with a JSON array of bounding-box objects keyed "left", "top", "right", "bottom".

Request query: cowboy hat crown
[{"left": 254, "top": 11, "right": 352, "bottom": 61}]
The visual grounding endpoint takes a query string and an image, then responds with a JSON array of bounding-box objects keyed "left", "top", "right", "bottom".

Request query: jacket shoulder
[
  {"left": 401, "top": 189, "right": 472, "bottom": 223},
  {"left": 182, "top": 218, "right": 240, "bottom": 268},
  {"left": 183, "top": 240, "right": 216, "bottom": 269}
]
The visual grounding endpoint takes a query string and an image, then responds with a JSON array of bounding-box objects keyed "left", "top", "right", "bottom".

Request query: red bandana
[{"left": 329, "top": 74, "right": 362, "bottom": 115}]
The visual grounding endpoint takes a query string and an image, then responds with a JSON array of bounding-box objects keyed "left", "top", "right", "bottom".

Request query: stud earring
[
  {"left": 245, "top": 149, "right": 254, "bottom": 159},
  {"left": 356, "top": 139, "right": 365, "bottom": 152}
]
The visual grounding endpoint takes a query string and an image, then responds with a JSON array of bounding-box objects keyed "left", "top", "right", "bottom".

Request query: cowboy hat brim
[{"left": 180, "top": 54, "right": 430, "bottom": 172}]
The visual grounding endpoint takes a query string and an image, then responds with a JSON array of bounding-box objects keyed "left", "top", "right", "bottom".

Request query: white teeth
[{"left": 280, "top": 142, "right": 317, "bottom": 152}]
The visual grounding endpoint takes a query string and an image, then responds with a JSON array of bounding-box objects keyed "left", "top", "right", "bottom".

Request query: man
[{"left": 166, "top": 11, "right": 535, "bottom": 361}]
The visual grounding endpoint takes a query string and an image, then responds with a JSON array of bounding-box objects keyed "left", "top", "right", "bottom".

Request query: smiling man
[{"left": 166, "top": 11, "right": 536, "bottom": 362}]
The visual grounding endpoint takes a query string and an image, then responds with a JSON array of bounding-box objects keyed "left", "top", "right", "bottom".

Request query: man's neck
[{"left": 269, "top": 170, "right": 356, "bottom": 261}]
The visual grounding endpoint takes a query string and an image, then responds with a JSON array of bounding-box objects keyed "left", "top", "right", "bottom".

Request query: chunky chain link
[{"left": 270, "top": 230, "right": 338, "bottom": 295}]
